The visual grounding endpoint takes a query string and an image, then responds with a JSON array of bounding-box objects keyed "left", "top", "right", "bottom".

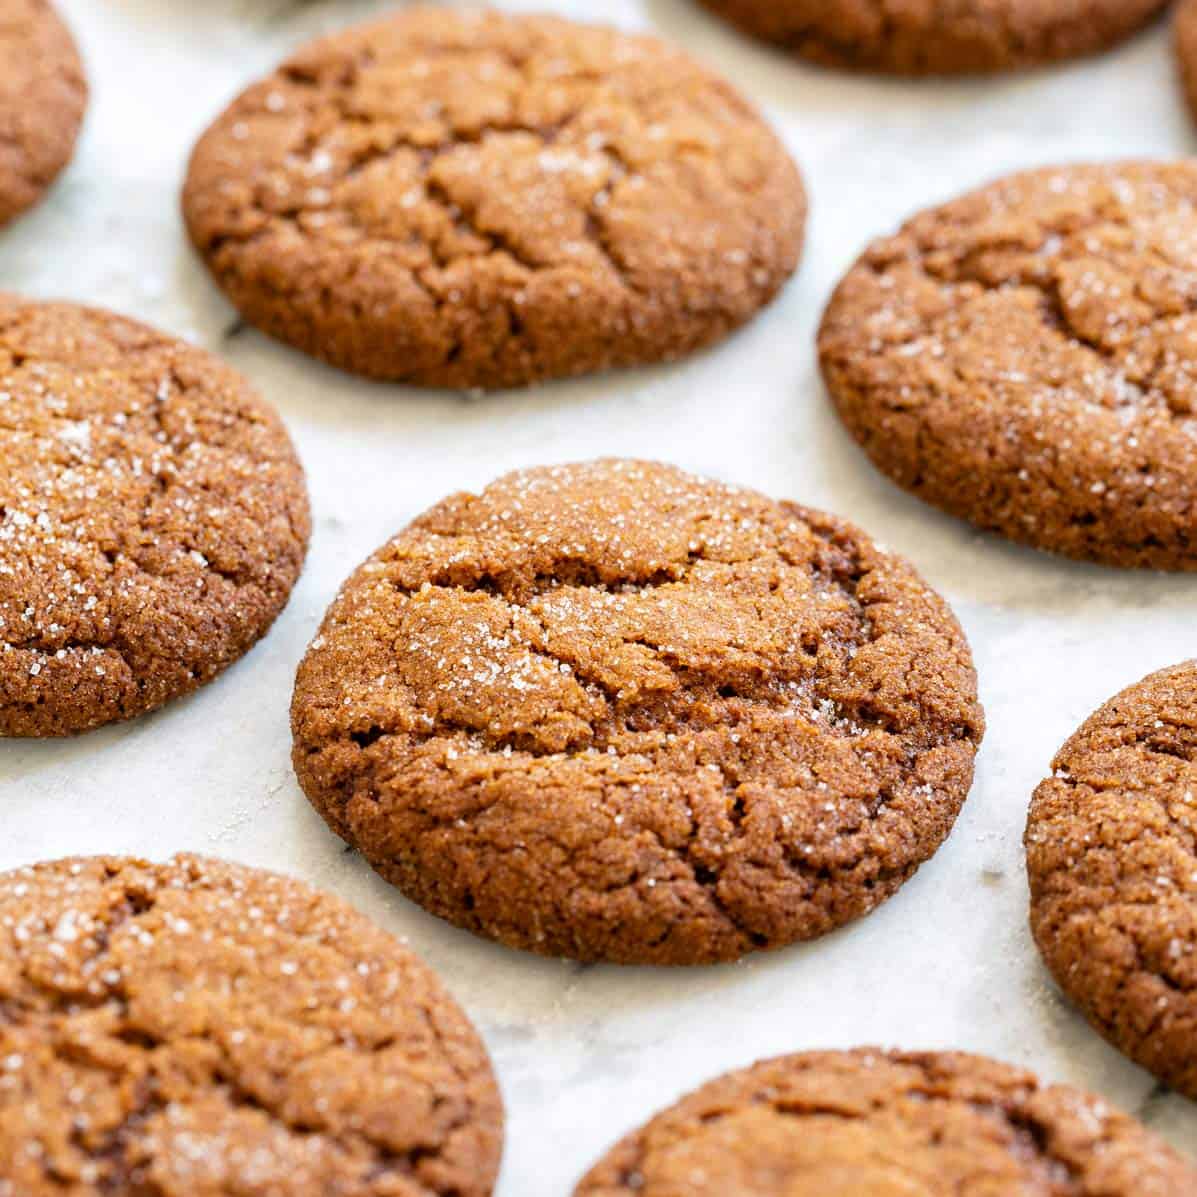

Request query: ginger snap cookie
[
  {"left": 291, "top": 459, "right": 984, "bottom": 966},
  {"left": 697, "top": 0, "right": 1165, "bottom": 75},
  {"left": 0, "top": 297, "right": 310, "bottom": 737},
  {"left": 0, "top": 0, "right": 86, "bottom": 229},
  {"left": 819, "top": 162, "right": 1197, "bottom": 571},
  {"left": 1027, "top": 661, "right": 1197, "bottom": 1100},
  {"left": 1176, "top": 0, "right": 1197, "bottom": 125},
  {"left": 0, "top": 854, "right": 504, "bottom": 1196},
  {"left": 574, "top": 1049, "right": 1197, "bottom": 1195},
  {"left": 182, "top": 8, "right": 806, "bottom": 389}
]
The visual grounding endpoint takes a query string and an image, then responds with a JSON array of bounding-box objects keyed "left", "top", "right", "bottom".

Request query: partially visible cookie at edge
[
  {"left": 819, "top": 161, "right": 1197, "bottom": 571},
  {"left": 0, "top": 296, "right": 311, "bottom": 736},
  {"left": 182, "top": 7, "right": 806, "bottom": 389},
  {"left": 0, "top": 0, "right": 87, "bottom": 228},
  {"left": 1176, "top": 0, "right": 1197, "bottom": 125},
  {"left": 0, "top": 854, "right": 504, "bottom": 1196},
  {"left": 291, "top": 459, "right": 983, "bottom": 966},
  {"left": 697, "top": 0, "right": 1166, "bottom": 75},
  {"left": 1027, "top": 661, "right": 1197, "bottom": 1099},
  {"left": 573, "top": 1049, "right": 1197, "bottom": 1195}
]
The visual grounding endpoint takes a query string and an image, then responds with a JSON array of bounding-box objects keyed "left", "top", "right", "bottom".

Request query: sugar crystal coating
[
  {"left": 183, "top": 7, "right": 806, "bottom": 388},
  {"left": 0, "top": 297, "right": 310, "bottom": 736},
  {"left": 574, "top": 1049, "right": 1197, "bottom": 1195},
  {"left": 0, "top": 854, "right": 503, "bottom": 1196},
  {"left": 820, "top": 162, "right": 1197, "bottom": 570},
  {"left": 292, "top": 459, "right": 983, "bottom": 965},
  {"left": 1027, "top": 660, "right": 1197, "bottom": 1099}
]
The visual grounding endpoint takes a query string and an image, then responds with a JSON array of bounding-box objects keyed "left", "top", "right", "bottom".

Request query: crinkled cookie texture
[
  {"left": 0, "top": 297, "right": 310, "bottom": 737},
  {"left": 0, "top": 0, "right": 86, "bottom": 228},
  {"left": 1176, "top": 0, "right": 1197, "bottom": 126},
  {"left": 1027, "top": 661, "right": 1197, "bottom": 1100},
  {"left": 182, "top": 7, "right": 806, "bottom": 389},
  {"left": 697, "top": 0, "right": 1166, "bottom": 75},
  {"left": 0, "top": 855, "right": 503, "bottom": 1197},
  {"left": 291, "top": 460, "right": 983, "bottom": 966},
  {"left": 573, "top": 1049, "right": 1197, "bottom": 1196},
  {"left": 819, "top": 162, "right": 1197, "bottom": 570}
]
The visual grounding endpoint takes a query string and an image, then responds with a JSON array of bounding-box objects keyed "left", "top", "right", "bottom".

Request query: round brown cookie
[
  {"left": 1026, "top": 661, "right": 1197, "bottom": 1099},
  {"left": 696, "top": 0, "right": 1166, "bottom": 75},
  {"left": 0, "top": 854, "right": 503, "bottom": 1196},
  {"left": 1176, "top": 0, "right": 1197, "bottom": 125},
  {"left": 0, "top": 296, "right": 310, "bottom": 737},
  {"left": 573, "top": 1048, "right": 1197, "bottom": 1195},
  {"left": 0, "top": 0, "right": 86, "bottom": 229},
  {"left": 819, "top": 161, "right": 1197, "bottom": 571},
  {"left": 182, "top": 8, "right": 806, "bottom": 389},
  {"left": 291, "top": 459, "right": 984, "bottom": 966}
]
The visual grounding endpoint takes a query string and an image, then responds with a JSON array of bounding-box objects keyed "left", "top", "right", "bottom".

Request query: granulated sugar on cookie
[
  {"left": 0, "top": 297, "right": 310, "bottom": 736},
  {"left": 1027, "top": 660, "right": 1197, "bottom": 1099},
  {"left": 820, "top": 161, "right": 1197, "bottom": 570},
  {"left": 574, "top": 1049, "right": 1197, "bottom": 1194},
  {"left": 183, "top": 8, "right": 806, "bottom": 389},
  {"left": 291, "top": 459, "right": 983, "bottom": 965},
  {"left": 0, "top": 854, "right": 504, "bottom": 1195}
]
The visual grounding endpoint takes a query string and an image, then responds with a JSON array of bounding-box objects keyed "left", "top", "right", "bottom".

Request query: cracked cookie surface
[
  {"left": 819, "top": 162, "right": 1197, "bottom": 570},
  {"left": 0, "top": 0, "right": 86, "bottom": 228},
  {"left": 0, "top": 297, "right": 310, "bottom": 736},
  {"left": 697, "top": 0, "right": 1165, "bottom": 74},
  {"left": 1027, "top": 661, "right": 1197, "bottom": 1099},
  {"left": 181, "top": 7, "right": 806, "bottom": 389},
  {"left": 0, "top": 854, "right": 503, "bottom": 1197},
  {"left": 290, "top": 459, "right": 983, "bottom": 966},
  {"left": 573, "top": 1048, "right": 1197, "bottom": 1195}
]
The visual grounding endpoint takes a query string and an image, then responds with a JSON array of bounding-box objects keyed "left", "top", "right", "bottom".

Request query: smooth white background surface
[{"left": 2, "top": 0, "right": 1196, "bottom": 1190}]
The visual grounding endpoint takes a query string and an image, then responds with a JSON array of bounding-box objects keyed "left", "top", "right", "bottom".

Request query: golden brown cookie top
[
  {"left": 0, "top": 854, "right": 504, "bottom": 1197},
  {"left": 183, "top": 7, "right": 805, "bottom": 387},
  {"left": 0, "top": 0, "right": 86, "bottom": 227},
  {"left": 697, "top": 0, "right": 1166, "bottom": 75},
  {"left": 292, "top": 459, "right": 983, "bottom": 964},
  {"left": 0, "top": 297, "right": 310, "bottom": 736},
  {"left": 819, "top": 161, "right": 1197, "bottom": 570},
  {"left": 574, "top": 1049, "right": 1196, "bottom": 1195},
  {"left": 1027, "top": 660, "right": 1197, "bottom": 1100}
]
